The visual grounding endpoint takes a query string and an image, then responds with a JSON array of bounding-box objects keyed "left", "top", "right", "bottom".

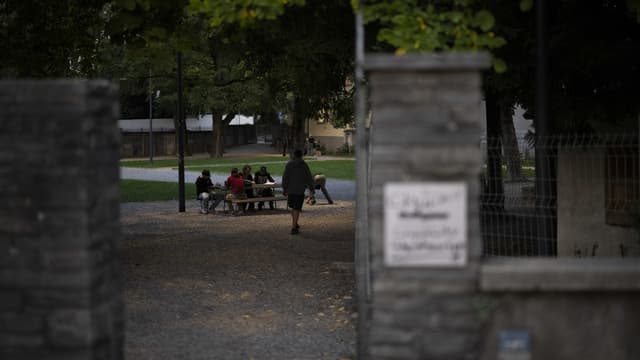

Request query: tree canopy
[{"left": 1, "top": 0, "right": 111, "bottom": 77}]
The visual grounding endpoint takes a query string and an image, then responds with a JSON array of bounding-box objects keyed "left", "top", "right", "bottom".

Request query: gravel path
[{"left": 120, "top": 200, "right": 356, "bottom": 359}]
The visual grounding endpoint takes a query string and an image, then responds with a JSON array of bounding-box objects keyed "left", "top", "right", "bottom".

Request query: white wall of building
[{"left": 557, "top": 148, "right": 640, "bottom": 257}]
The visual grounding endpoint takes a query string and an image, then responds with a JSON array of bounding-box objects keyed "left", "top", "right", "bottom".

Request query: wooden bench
[{"left": 225, "top": 195, "right": 288, "bottom": 215}]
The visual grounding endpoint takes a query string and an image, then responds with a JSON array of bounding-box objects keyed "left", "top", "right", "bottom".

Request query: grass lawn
[
  {"left": 121, "top": 179, "right": 196, "bottom": 202},
  {"left": 121, "top": 156, "right": 356, "bottom": 180},
  {"left": 121, "top": 157, "right": 355, "bottom": 202},
  {"left": 120, "top": 156, "right": 284, "bottom": 169}
]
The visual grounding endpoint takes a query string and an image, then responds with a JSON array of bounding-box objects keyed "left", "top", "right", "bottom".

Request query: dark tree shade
[{"left": 1, "top": 0, "right": 110, "bottom": 77}]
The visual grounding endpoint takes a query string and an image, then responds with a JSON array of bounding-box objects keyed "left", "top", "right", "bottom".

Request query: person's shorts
[{"left": 287, "top": 194, "right": 305, "bottom": 210}]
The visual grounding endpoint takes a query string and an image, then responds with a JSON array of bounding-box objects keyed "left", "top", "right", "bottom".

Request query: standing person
[
  {"left": 241, "top": 164, "right": 255, "bottom": 212},
  {"left": 307, "top": 173, "right": 334, "bottom": 205},
  {"left": 195, "top": 169, "right": 213, "bottom": 214},
  {"left": 254, "top": 165, "right": 276, "bottom": 210},
  {"left": 282, "top": 149, "right": 315, "bottom": 235}
]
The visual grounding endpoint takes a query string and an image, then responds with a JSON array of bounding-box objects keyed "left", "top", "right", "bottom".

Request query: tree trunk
[
  {"left": 211, "top": 109, "right": 223, "bottom": 158},
  {"left": 501, "top": 106, "right": 524, "bottom": 180},
  {"left": 290, "top": 97, "right": 307, "bottom": 157},
  {"left": 485, "top": 93, "right": 505, "bottom": 211},
  {"left": 214, "top": 113, "right": 236, "bottom": 158}
]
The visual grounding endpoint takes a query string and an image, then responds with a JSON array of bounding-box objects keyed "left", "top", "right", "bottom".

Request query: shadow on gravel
[{"left": 120, "top": 201, "right": 357, "bottom": 360}]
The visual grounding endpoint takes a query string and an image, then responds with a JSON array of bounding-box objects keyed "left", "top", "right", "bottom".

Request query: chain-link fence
[{"left": 481, "top": 133, "right": 640, "bottom": 257}]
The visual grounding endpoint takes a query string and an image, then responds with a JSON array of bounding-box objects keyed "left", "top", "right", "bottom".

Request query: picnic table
[{"left": 210, "top": 182, "right": 288, "bottom": 215}]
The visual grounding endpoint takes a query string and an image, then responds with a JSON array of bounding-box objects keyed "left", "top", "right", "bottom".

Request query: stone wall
[
  {"left": 363, "top": 53, "right": 488, "bottom": 359},
  {"left": 0, "top": 80, "right": 124, "bottom": 359},
  {"left": 360, "top": 54, "right": 640, "bottom": 359}
]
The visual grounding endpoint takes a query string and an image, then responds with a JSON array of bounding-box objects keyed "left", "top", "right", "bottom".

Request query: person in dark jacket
[
  {"left": 241, "top": 164, "right": 256, "bottom": 211},
  {"left": 196, "top": 169, "right": 213, "bottom": 214},
  {"left": 282, "top": 149, "right": 315, "bottom": 234},
  {"left": 254, "top": 165, "right": 276, "bottom": 210}
]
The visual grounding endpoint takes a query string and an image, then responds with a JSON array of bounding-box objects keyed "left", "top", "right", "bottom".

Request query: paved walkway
[{"left": 120, "top": 144, "right": 356, "bottom": 201}]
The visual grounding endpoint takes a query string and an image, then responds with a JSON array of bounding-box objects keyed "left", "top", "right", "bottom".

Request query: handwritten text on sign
[{"left": 384, "top": 182, "right": 467, "bottom": 267}]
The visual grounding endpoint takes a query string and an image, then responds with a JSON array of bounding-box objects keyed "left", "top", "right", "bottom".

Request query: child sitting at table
[
  {"left": 225, "top": 167, "right": 247, "bottom": 200},
  {"left": 196, "top": 169, "right": 213, "bottom": 214}
]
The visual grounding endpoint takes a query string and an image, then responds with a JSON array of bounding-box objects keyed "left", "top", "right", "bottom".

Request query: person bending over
[{"left": 306, "top": 173, "right": 334, "bottom": 205}]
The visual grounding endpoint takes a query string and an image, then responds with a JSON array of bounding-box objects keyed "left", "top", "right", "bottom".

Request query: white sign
[{"left": 384, "top": 182, "right": 467, "bottom": 267}]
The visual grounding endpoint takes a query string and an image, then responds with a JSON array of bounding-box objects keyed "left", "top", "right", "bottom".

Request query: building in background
[{"left": 118, "top": 115, "right": 256, "bottom": 158}]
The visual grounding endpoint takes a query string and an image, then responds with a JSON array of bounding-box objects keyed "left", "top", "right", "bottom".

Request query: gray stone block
[
  {"left": 0, "top": 333, "right": 45, "bottom": 347},
  {"left": 1, "top": 79, "right": 122, "bottom": 357},
  {"left": 0, "top": 313, "right": 43, "bottom": 333},
  {"left": 369, "top": 344, "right": 419, "bottom": 359},
  {"left": 0, "top": 290, "right": 23, "bottom": 311},
  {"left": 370, "top": 327, "right": 417, "bottom": 345},
  {"left": 27, "top": 289, "right": 91, "bottom": 308},
  {"left": 46, "top": 309, "right": 93, "bottom": 347}
]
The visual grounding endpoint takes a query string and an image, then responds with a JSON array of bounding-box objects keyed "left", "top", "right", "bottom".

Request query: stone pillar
[
  {"left": 0, "top": 81, "right": 123, "bottom": 359},
  {"left": 362, "top": 54, "right": 489, "bottom": 359}
]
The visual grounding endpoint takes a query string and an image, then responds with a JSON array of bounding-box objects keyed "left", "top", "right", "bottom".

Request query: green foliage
[
  {"left": 334, "top": 143, "right": 354, "bottom": 156},
  {"left": 359, "top": 0, "right": 507, "bottom": 72},
  {"left": 519, "top": 0, "right": 533, "bottom": 12},
  {"left": 188, "top": 0, "right": 305, "bottom": 27},
  {"left": 488, "top": 0, "right": 640, "bottom": 133},
  {"left": 626, "top": 0, "right": 640, "bottom": 22},
  {"left": 1, "top": 0, "right": 112, "bottom": 77}
]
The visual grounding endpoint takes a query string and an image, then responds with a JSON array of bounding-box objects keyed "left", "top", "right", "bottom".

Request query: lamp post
[
  {"left": 177, "top": 52, "right": 186, "bottom": 212},
  {"left": 148, "top": 69, "right": 153, "bottom": 165}
]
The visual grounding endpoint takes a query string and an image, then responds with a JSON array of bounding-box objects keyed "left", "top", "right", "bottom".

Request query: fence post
[
  {"left": 360, "top": 53, "right": 489, "bottom": 358},
  {"left": 0, "top": 80, "right": 123, "bottom": 358}
]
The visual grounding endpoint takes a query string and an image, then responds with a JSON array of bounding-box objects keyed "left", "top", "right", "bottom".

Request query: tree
[
  {"left": 248, "top": 0, "right": 355, "bottom": 155},
  {"left": 358, "top": 0, "right": 507, "bottom": 70},
  {"left": 1, "top": 0, "right": 111, "bottom": 77},
  {"left": 190, "top": 0, "right": 357, "bottom": 156},
  {"left": 107, "top": 0, "right": 271, "bottom": 157}
]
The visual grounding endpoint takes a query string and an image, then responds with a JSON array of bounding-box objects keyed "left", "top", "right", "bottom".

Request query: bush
[{"left": 335, "top": 143, "right": 353, "bottom": 155}]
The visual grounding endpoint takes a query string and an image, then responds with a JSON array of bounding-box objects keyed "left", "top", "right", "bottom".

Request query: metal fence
[{"left": 480, "top": 133, "right": 640, "bottom": 257}]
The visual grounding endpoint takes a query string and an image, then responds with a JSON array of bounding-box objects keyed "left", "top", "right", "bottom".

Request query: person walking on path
[{"left": 282, "top": 149, "right": 315, "bottom": 235}]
